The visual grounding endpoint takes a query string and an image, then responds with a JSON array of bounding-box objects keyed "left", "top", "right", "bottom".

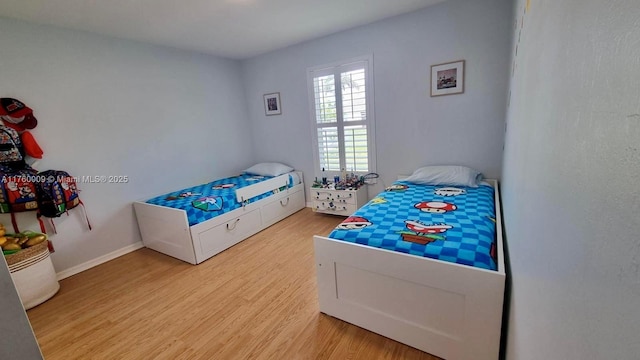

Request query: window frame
[{"left": 307, "top": 55, "right": 377, "bottom": 178}]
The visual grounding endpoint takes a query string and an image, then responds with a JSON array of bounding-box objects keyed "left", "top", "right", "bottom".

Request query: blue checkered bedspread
[
  {"left": 146, "top": 174, "right": 288, "bottom": 226},
  {"left": 329, "top": 181, "right": 497, "bottom": 270}
]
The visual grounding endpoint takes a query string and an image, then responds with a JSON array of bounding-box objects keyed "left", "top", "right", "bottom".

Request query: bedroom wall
[
  {"left": 502, "top": 0, "right": 640, "bottom": 359},
  {"left": 241, "top": 0, "right": 513, "bottom": 197},
  {"left": 0, "top": 17, "right": 254, "bottom": 274}
]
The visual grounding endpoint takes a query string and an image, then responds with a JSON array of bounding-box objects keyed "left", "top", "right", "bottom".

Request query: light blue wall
[
  {"left": 502, "top": 0, "right": 640, "bottom": 358},
  {"left": 0, "top": 17, "right": 254, "bottom": 273},
  {"left": 242, "top": 0, "right": 513, "bottom": 198}
]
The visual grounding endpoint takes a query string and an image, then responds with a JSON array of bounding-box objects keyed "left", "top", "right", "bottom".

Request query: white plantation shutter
[
  {"left": 308, "top": 56, "right": 375, "bottom": 177},
  {"left": 314, "top": 74, "right": 340, "bottom": 171},
  {"left": 317, "top": 127, "right": 340, "bottom": 171},
  {"left": 344, "top": 125, "right": 368, "bottom": 172},
  {"left": 313, "top": 75, "right": 336, "bottom": 124},
  {"left": 341, "top": 69, "right": 366, "bottom": 123}
]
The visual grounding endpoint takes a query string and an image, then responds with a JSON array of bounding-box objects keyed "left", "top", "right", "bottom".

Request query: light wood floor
[{"left": 27, "top": 208, "right": 440, "bottom": 360}]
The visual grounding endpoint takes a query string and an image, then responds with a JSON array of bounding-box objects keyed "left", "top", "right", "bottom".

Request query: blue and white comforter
[
  {"left": 146, "top": 174, "right": 291, "bottom": 226},
  {"left": 329, "top": 181, "right": 497, "bottom": 270}
]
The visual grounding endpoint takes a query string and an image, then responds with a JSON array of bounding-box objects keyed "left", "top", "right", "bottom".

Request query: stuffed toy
[{"left": 0, "top": 98, "right": 44, "bottom": 164}]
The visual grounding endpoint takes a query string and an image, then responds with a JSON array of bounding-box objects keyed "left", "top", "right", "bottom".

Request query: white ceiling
[{"left": 0, "top": 0, "right": 447, "bottom": 59}]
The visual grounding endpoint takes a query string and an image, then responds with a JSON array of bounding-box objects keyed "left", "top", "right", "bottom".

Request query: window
[{"left": 308, "top": 56, "right": 376, "bottom": 177}]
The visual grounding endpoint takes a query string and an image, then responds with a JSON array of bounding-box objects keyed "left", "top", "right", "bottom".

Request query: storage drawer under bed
[
  {"left": 195, "top": 208, "right": 262, "bottom": 261},
  {"left": 261, "top": 189, "right": 305, "bottom": 227}
]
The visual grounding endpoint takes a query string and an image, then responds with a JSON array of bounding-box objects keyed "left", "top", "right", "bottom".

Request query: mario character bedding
[
  {"left": 329, "top": 181, "right": 497, "bottom": 270},
  {"left": 146, "top": 174, "right": 290, "bottom": 226}
]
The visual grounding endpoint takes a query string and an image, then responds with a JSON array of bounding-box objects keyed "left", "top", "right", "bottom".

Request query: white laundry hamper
[{"left": 5, "top": 241, "right": 60, "bottom": 310}]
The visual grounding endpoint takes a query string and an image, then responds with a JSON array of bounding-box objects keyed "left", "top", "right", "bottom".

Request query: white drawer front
[
  {"left": 197, "top": 209, "right": 261, "bottom": 259},
  {"left": 312, "top": 190, "right": 357, "bottom": 205},
  {"left": 313, "top": 190, "right": 333, "bottom": 201},
  {"left": 313, "top": 200, "right": 357, "bottom": 215},
  {"left": 333, "top": 191, "right": 356, "bottom": 205},
  {"left": 262, "top": 189, "right": 305, "bottom": 226}
]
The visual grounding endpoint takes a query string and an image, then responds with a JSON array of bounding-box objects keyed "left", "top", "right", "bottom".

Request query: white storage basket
[{"left": 6, "top": 242, "right": 59, "bottom": 310}]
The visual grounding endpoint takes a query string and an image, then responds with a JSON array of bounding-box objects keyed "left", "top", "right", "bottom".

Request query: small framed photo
[
  {"left": 430, "top": 60, "right": 465, "bottom": 97},
  {"left": 263, "top": 92, "right": 282, "bottom": 116}
]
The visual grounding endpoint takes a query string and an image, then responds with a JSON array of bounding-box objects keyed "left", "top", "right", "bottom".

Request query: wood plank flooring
[{"left": 27, "top": 208, "right": 439, "bottom": 360}]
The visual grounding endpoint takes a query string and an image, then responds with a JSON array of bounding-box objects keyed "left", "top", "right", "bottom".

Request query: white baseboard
[
  {"left": 306, "top": 201, "right": 313, "bottom": 208},
  {"left": 56, "top": 241, "right": 144, "bottom": 280}
]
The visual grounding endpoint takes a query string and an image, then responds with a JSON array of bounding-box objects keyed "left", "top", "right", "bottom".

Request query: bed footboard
[
  {"left": 133, "top": 202, "right": 196, "bottom": 264},
  {"left": 314, "top": 236, "right": 504, "bottom": 360}
]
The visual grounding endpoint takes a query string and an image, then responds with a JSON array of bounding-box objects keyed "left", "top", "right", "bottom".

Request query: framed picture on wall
[
  {"left": 263, "top": 92, "right": 282, "bottom": 116},
  {"left": 430, "top": 60, "right": 465, "bottom": 97}
]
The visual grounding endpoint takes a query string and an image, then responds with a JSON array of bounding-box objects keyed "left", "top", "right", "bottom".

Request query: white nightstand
[{"left": 311, "top": 185, "right": 367, "bottom": 216}]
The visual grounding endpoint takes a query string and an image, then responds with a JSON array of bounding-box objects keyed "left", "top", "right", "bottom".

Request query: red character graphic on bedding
[
  {"left": 337, "top": 216, "right": 372, "bottom": 230},
  {"left": 398, "top": 220, "right": 452, "bottom": 245},
  {"left": 414, "top": 201, "right": 457, "bottom": 213}
]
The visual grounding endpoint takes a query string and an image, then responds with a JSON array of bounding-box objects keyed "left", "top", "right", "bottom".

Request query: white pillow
[
  {"left": 404, "top": 165, "right": 482, "bottom": 187},
  {"left": 243, "top": 162, "right": 294, "bottom": 177}
]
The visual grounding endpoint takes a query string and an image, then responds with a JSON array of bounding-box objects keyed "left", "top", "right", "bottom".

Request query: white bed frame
[
  {"left": 313, "top": 179, "right": 505, "bottom": 360},
  {"left": 134, "top": 172, "right": 305, "bottom": 264}
]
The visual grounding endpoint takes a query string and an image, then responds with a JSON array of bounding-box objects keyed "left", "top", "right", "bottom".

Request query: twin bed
[
  {"left": 314, "top": 167, "right": 505, "bottom": 360},
  {"left": 134, "top": 166, "right": 305, "bottom": 264},
  {"left": 133, "top": 163, "right": 505, "bottom": 359}
]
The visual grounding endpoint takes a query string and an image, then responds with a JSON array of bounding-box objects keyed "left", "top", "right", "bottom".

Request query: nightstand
[{"left": 311, "top": 185, "right": 367, "bottom": 216}]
